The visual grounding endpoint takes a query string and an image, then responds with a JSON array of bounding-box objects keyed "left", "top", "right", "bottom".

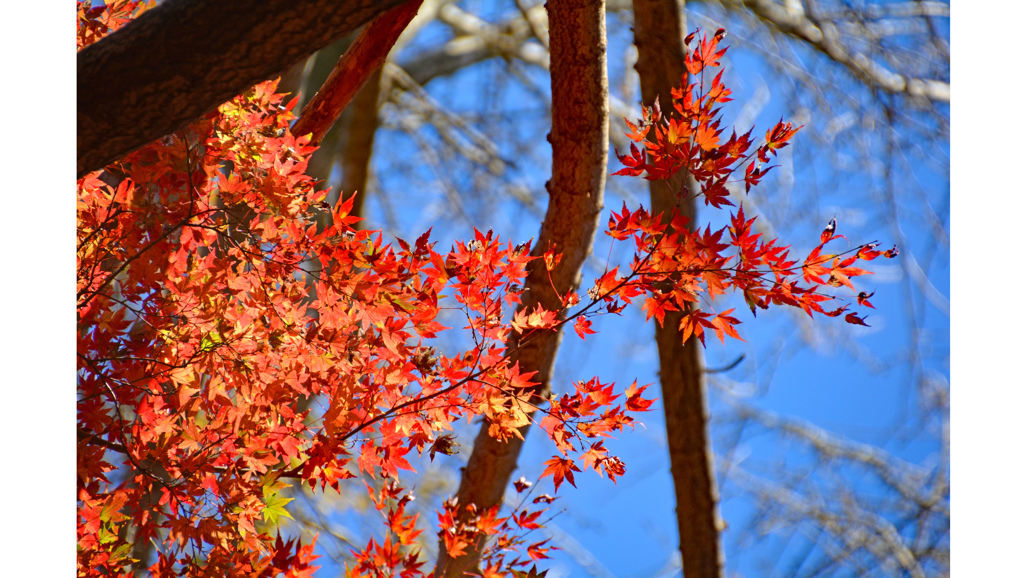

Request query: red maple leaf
[{"left": 540, "top": 457, "right": 581, "bottom": 492}]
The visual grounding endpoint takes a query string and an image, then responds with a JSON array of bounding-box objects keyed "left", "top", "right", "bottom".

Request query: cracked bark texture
[
  {"left": 78, "top": 0, "right": 407, "bottom": 177},
  {"left": 631, "top": 1, "right": 724, "bottom": 576},
  {"left": 433, "top": 0, "right": 609, "bottom": 575}
]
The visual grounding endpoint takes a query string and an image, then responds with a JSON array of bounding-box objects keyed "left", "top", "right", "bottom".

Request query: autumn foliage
[{"left": 77, "top": 4, "right": 895, "bottom": 576}]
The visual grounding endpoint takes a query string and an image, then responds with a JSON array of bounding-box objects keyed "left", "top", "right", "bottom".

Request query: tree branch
[
  {"left": 728, "top": 0, "right": 949, "bottom": 102},
  {"left": 78, "top": 0, "right": 407, "bottom": 178},
  {"left": 291, "top": 0, "right": 423, "bottom": 146},
  {"left": 631, "top": 1, "right": 724, "bottom": 576},
  {"left": 433, "top": 0, "right": 609, "bottom": 575}
]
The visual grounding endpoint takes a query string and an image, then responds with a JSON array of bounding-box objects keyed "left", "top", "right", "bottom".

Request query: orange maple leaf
[{"left": 540, "top": 457, "right": 581, "bottom": 492}]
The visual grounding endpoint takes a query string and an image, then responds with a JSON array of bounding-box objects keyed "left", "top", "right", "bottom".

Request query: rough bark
[
  {"left": 78, "top": 0, "right": 407, "bottom": 178},
  {"left": 433, "top": 0, "right": 609, "bottom": 575},
  {"left": 631, "top": 1, "right": 724, "bottom": 576}
]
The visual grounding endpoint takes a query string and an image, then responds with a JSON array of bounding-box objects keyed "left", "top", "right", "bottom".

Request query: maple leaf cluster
[
  {"left": 613, "top": 28, "right": 800, "bottom": 208},
  {"left": 77, "top": 0, "right": 153, "bottom": 50},
  {"left": 435, "top": 478, "right": 559, "bottom": 577},
  {"left": 601, "top": 27, "right": 899, "bottom": 345},
  {"left": 77, "top": 4, "right": 648, "bottom": 575},
  {"left": 75, "top": 81, "right": 550, "bottom": 572},
  {"left": 77, "top": 6, "right": 894, "bottom": 575}
]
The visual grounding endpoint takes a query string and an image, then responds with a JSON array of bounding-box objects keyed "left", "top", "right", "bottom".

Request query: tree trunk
[
  {"left": 631, "top": 1, "right": 725, "bottom": 576},
  {"left": 433, "top": 0, "right": 609, "bottom": 575},
  {"left": 78, "top": 0, "right": 409, "bottom": 178}
]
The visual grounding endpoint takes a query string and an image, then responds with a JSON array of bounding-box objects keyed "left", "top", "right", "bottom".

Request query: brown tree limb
[
  {"left": 631, "top": 1, "right": 724, "bottom": 576},
  {"left": 291, "top": 0, "right": 423, "bottom": 147},
  {"left": 390, "top": 6, "right": 646, "bottom": 164},
  {"left": 433, "top": 0, "right": 609, "bottom": 575},
  {"left": 78, "top": 0, "right": 407, "bottom": 178},
  {"left": 330, "top": 67, "right": 382, "bottom": 220}
]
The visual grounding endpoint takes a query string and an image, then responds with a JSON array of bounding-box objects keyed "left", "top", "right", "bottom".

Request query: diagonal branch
[{"left": 291, "top": 0, "right": 423, "bottom": 146}]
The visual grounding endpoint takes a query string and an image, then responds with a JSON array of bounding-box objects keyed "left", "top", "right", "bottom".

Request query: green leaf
[
  {"left": 199, "top": 331, "right": 223, "bottom": 352},
  {"left": 260, "top": 475, "right": 294, "bottom": 527},
  {"left": 261, "top": 491, "right": 294, "bottom": 526}
]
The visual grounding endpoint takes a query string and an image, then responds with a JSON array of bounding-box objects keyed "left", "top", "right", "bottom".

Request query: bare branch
[{"left": 723, "top": 0, "right": 949, "bottom": 102}]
